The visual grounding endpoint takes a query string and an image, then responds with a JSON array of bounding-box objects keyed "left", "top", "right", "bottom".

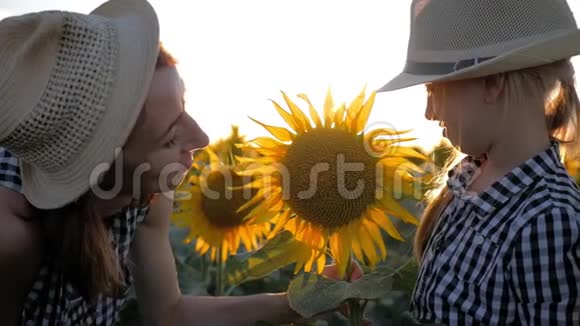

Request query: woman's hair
[
  {"left": 414, "top": 59, "right": 580, "bottom": 261},
  {"left": 42, "top": 44, "right": 177, "bottom": 301}
]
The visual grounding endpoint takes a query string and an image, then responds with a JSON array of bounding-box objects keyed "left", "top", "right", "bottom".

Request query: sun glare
[{"left": 1, "top": 0, "right": 580, "bottom": 152}]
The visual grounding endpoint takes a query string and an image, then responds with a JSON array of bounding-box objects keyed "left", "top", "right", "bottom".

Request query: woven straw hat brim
[
  {"left": 20, "top": 0, "right": 159, "bottom": 209},
  {"left": 378, "top": 29, "right": 580, "bottom": 92}
]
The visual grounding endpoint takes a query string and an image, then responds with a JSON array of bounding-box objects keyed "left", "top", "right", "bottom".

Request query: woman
[
  {"left": 0, "top": 1, "right": 356, "bottom": 324},
  {"left": 379, "top": 0, "right": 580, "bottom": 325}
]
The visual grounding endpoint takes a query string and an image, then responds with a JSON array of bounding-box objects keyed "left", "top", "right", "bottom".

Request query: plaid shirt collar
[{"left": 447, "top": 141, "right": 562, "bottom": 218}]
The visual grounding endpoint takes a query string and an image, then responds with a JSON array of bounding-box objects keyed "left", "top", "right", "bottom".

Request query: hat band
[{"left": 403, "top": 56, "right": 495, "bottom": 75}]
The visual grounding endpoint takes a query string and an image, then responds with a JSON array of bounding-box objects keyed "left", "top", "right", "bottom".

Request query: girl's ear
[{"left": 483, "top": 74, "right": 506, "bottom": 104}]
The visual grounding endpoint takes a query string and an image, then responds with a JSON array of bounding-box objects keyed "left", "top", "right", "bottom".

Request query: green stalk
[
  {"left": 346, "top": 254, "right": 364, "bottom": 326},
  {"left": 216, "top": 247, "right": 225, "bottom": 296},
  {"left": 201, "top": 253, "right": 209, "bottom": 283}
]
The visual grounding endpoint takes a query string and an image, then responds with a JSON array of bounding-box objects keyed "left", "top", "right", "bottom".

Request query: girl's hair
[
  {"left": 42, "top": 44, "right": 177, "bottom": 301},
  {"left": 414, "top": 59, "right": 580, "bottom": 261}
]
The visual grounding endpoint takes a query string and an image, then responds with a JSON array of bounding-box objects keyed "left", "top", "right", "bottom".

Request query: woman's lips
[{"left": 439, "top": 121, "right": 447, "bottom": 137}]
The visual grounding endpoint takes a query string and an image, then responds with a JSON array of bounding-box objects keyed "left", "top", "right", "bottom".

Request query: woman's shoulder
[
  {"left": 0, "top": 187, "right": 43, "bottom": 320},
  {"left": 0, "top": 147, "right": 22, "bottom": 193}
]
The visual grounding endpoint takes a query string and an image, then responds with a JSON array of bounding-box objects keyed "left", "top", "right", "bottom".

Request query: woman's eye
[
  {"left": 164, "top": 126, "right": 179, "bottom": 148},
  {"left": 165, "top": 133, "right": 178, "bottom": 148},
  {"left": 165, "top": 138, "right": 176, "bottom": 147}
]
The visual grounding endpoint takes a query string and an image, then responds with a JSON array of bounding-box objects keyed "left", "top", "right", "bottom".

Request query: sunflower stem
[
  {"left": 201, "top": 253, "right": 209, "bottom": 284},
  {"left": 346, "top": 254, "right": 364, "bottom": 326},
  {"left": 216, "top": 248, "right": 225, "bottom": 296}
]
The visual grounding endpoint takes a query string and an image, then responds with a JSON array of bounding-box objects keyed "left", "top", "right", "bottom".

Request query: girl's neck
[{"left": 468, "top": 109, "right": 551, "bottom": 194}]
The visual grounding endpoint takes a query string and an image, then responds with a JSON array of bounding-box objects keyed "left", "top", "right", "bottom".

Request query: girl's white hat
[
  {"left": 0, "top": 0, "right": 159, "bottom": 209},
  {"left": 379, "top": 0, "right": 580, "bottom": 92}
]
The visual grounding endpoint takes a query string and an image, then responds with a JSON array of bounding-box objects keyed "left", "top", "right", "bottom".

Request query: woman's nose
[{"left": 183, "top": 116, "right": 209, "bottom": 152}]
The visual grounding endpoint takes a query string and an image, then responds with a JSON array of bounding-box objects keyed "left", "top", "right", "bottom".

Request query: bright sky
[{"left": 2, "top": 0, "right": 580, "bottom": 151}]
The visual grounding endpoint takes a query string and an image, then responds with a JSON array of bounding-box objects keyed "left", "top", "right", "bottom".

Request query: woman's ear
[{"left": 483, "top": 74, "right": 506, "bottom": 104}]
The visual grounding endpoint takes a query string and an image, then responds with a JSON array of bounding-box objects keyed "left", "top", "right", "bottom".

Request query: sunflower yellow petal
[
  {"left": 238, "top": 192, "right": 267, "bottom": 214},
  {"left": 249, "top": 209, "right": 280, "bottom": 225},
  {"left": 333, "top": 103, "right": 346, "bottom": 128},
  {"left": 316, "top": 251, "right": 327, "bottom": 273},
  {"left": 248, "top": 136, "right": 286, "bottom": 149},
  {"left": 352, "top": 91, "right": 376, "bottom": 134},
  {"left": 359, "top": 226, "right": 378, "bottom": 266},
  {"left": 241, "top": 189, "right": 282, "bottom": 219},
  {"left": 347, "top": 87, "right": 366, "bottom": 117},
  {"left": 236, "top": 165, "right": 278, "bottom": 177},
  {"left": 270, "top": 210, "right": 291, "bottom": 237},
  {"left": 364, "top": 220, "right": 387, "bottom": 260},
  {"left": 293, "top": 260, "right": 305, "bottom": 274},
  {"left": 249, "top": 117, "right": 295, "bottom": 142},
  {"left": 281, "top": 91, "right": 311, "bottom": 132},
  {"left": 234, "top": 155, "right": 276, "bottom": 165},
  {"left": 329, "top": 230, "right": 351, "bottom": 279},
  {"left": 221, "top": 243, "right": 229, "bottom": 263},
  {"left": 235, "top": 178, "right": 264, "bottom": 190},
  {"left": 195, "top": 239, "right": 204, "bottom": 251},
  {"left": 239, "top": 227, "right": 253, "bottom": 251},
  {"left": 351, "top": 236, "right": 365, "bottom": 263},
  {"left": 297, "top": 93, "right": 323, "bottom": 128},
  {"left": 369, "top": 207, "right": 404, "bottom": 241},
  {"left": 304, "top": 251, "right": 317, "bottom": 272},
  {"left": 206, "top": 148, "right": 221, "bottom": 167},
  {"left": 171, "top": 211, "right": 192, "bottom": 228},
  {"left": 271, "top": 99, "right": 301, "bottom": 132},
  {"left": 253, "top": 146, "right": 288, "bottom": 159},
  {"left": 379, "top": 195, "right": 419, "bottom": 225},
  {"left": 323, "top": 87, "right": 335, "bottom": 127},
  {"left": 346, "top": 87, "right": 367, "bottom": 131}
]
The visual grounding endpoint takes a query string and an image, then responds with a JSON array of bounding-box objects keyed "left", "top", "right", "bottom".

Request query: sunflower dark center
[
  {"left": 282, "top": 128, "right": 378, "bottom": 228},
  {"left": 201, "top": 169, "right": 255, "bottom": 228}
]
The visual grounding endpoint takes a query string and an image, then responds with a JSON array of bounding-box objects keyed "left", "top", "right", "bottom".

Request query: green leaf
[
  {"left": 287, "top": 270, "right": 393, "bottom": 318},
  {"left": 176, "top": 259, "right": 208, "bottom": 295},
  {"left": 169, "top": 226, "right": 192, "bottom": 264},
  {"left": 391, "top": 259, "right": 419, "bottom": 294},
  {"left": 226, "top": 231, "right": 303, "bottom": 285}
]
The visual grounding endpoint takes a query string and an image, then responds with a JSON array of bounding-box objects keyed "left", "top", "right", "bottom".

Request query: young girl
[{"left": 380, "top": 0, "right": 580, "bottom": 325}]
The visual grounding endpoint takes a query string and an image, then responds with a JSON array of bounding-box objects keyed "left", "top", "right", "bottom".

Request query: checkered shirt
[
  {"left": 411, "top": 141, "right": 580, "bottom": 325},
  {"left": 0, "top": 147, "right": 149, "bottom": 325}
]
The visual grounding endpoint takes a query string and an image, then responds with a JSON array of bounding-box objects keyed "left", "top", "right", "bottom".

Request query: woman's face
[
  {"left": 425, "top": 78, "right": 501, "bottom": 156},
  {"left": 121, "top": 66, "right": 209, "bottom": 195}
]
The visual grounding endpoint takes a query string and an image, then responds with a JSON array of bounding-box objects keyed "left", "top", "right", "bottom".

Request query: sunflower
[
  {"left": 172, "top": 148, "right": 272, "bottom": 263},
  {"left": 236, "top": 88, "right": 426, "bottom": 278}
]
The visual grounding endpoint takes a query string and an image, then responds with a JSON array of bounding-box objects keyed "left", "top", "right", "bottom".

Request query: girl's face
[{"left": 425, "top": 78, "right": 502, "bottom": 156}]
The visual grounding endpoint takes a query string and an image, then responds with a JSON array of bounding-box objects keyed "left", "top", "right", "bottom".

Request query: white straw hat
[
  {"left": 379, "top": 0, "right": 580, "bottom": 92},
  {"left": 0, "top": 0, "right": 159, "bottom": 209}
]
